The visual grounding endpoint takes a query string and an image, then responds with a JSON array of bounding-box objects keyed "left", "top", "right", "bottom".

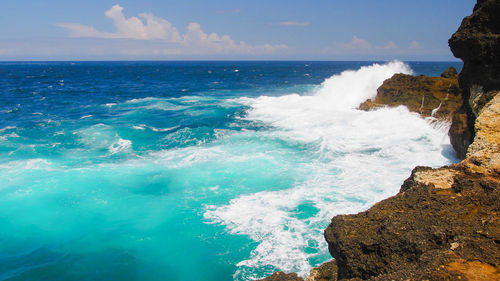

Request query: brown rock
[
  {"left": 448, "top": 0, "right": 500, "bottom": 158},
  {"left": 260, "top": 2, "right": 500, "bottom": 280},
  {"left": 449, "top": 105, "right": 475, "bottom": 159},
  {"left": 258, "top": 271, "right": 304, "bottom": 281},
  {"left": 358, "top": 73, "right": 461, "bottom": 121},
  {"left": 325, "top": 92, "right": 500, "bottom": 280},
  {"left": 305, "top": 260, "right": 338, "bottom": 281},
  {"left": 441, "top": 66, "right": 458, "bottom": 78}
]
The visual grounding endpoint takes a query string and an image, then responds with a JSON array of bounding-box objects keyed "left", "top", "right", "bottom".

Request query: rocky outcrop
[
  {"left": 259, "top": 260, "right": 338, "bottom": 281},
  {"left": 358, "top": 70, "right": 461, "bottom": 121},
  {"left": 441, "top": 66, "right": 458, "bottom": 78},
  {"left": 448, "top": 0, "right": 500, "bottom": 158},
  {"left": 322, "top": 0, "right": 500, "bottom": 279},
  {"left": 324, "top": 92, "right": 500, "bottom": 280},
  {"left": 259, "top": 1, "right": 500, "bottom": 280},
  {"left": 259, "top": 271, "right": 305, "bottom": 281}
]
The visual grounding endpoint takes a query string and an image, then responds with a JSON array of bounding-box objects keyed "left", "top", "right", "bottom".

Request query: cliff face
[
  {"left": 448, "top": 0, "right": 500, "bottom": 158},
  {"left": 259, "top": 1, "right": 500, "bottom": 280},
  {"left": 323, "top": 0, "right": 500, "bottom": 279},
  {"left": 325, "top": 97, "right": 500, "bottom": 278}
]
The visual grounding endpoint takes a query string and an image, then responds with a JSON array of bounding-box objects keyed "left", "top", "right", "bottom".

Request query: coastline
[{"left": 260, "top": 0, "right": 500, "bottom": 280}]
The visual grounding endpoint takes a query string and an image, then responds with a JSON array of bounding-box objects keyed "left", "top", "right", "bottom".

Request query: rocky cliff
[
  {"left": 358, "top": 70, "right": 461, "bottom": 121},
  {"left": 258, "top": 1, "right": 500, "bottom": 280},
  {"left": 448, "top": 0, "right": 500, "bottom": 159},
  {"left": 322, "top": 0, "right": 500, "bottom": 279}
]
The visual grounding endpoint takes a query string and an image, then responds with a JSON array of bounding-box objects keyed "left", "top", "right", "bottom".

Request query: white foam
[
  {"left": 79, "top": 115, "right": 93, "bottom": 120},
  {"left": 150, "top": 125, "right": 179, "bottom": 132},
  {"left": 125, "top": 97, "right": 157, "bottom": 104},
  {"left": 132, "top": 124, "right": 179, "bottom": 132},
  {"left": 108, "top": 137, "right": 132, "bottom": 155},
  {"left": 205, "top": 61, "right": 457, "bottom": 279},
  {"left": 0, "top": 158, "right": 54, "bottom": 170},
  {"left": 0, "top": 126, "right": 16, "bottom": 132},
  {"left": 133, "top": 124, "right": 147, "bottom": 130}
]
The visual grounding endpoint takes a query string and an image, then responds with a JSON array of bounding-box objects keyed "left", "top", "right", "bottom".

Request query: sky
[{"left": 0, "top": 0, "right": 476, "bottom": 61}]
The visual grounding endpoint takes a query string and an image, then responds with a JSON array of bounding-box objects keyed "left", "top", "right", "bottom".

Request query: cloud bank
[{"left": 58, "top": 5, "right": 288, "bottom": 55}]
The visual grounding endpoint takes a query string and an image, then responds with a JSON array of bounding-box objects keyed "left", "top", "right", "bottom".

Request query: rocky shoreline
[
  {"left": 259, "top": 0, "right": 499, "bottom": 280},
  {"left": 358, "top": 69, "right": 461, "bottom": 121}
]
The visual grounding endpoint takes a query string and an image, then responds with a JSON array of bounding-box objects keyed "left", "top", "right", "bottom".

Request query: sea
[{"left": 0, "top": 61, "right": 462, "bottom": 281}]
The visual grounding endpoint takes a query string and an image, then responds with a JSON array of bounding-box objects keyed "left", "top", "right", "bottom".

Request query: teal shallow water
[{"left": 0, "top": 61, "right": 461, "bottom": 280}]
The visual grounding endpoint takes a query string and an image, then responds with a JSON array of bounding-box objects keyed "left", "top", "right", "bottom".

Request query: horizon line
[{"left": 0, "top": 59, "right": 463, "bottom": 63}]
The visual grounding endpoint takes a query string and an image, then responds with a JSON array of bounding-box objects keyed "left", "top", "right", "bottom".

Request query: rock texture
[
  {"left": 448, "top": 0, "right": 500, "bottom": 159},
  {"left": 259, "top": 271, "right": 305, "bottom": 281},
  {"left": 325, "top": 149, "right": 500, "bottom": 280},
  {"left": 258, "top": 1, "right": 500, "bottom": 280},
  {"left": 259, "top": 261, "right": 338, "bottom": 281},
  {"left": 326, "top": 91, "right": 500, "bottom": 281},
  {"left": 358, "top": 71, "right": 461, "bottom": 121},
  {"left": 441, "top": 66, "right": 458, "bottom": 78},
  {"left": 323, "top": 0, "right": 500, "bottom": 279}
]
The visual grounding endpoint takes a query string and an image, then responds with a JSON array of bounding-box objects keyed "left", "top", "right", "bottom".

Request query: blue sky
[{"left": 0, "top": 0, "right": 475, "bottom": 61}]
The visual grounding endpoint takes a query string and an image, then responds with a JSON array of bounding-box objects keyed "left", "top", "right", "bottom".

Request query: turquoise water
[{"left": 0, "top": 61, "right": 461, "bottom": 280}]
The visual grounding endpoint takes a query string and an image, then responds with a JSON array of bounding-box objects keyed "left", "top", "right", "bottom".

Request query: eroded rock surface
[
  {"left": 358, "top": 72, "right": 461, "bottom": 121},
  {"left": 448, "top": 0, "right": 500, "bottom": 158},
  {"left": 325, "top": 90, "right": 500, "bottom": 280},
  {"left": 259, "top": 1, "right": 500, "bottom": 280},
  {"left": 259, "top": 261, "right": 339, "bottom": 281}
]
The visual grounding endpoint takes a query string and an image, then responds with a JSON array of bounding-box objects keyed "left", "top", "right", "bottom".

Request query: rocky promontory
[
  {"left": 324, "top": 0, "right": 500, "bottom": 279},
  {"left": 358, "top": 70, "right": 461, "bottom": 121},
  {"left": 258, "top": 0, "right": 500, "bottom": 280}
]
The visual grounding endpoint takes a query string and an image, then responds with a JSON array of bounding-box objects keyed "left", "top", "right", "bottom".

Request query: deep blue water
[{"left": 0, "top": 61, "right": 461, "bottom": 281}]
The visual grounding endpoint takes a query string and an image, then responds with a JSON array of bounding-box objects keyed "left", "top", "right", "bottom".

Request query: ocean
[{"left": 0, "top": 61, "right": 462, "bottom": 281}]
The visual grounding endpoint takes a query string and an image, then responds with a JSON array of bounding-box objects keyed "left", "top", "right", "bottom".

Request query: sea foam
[{"left": 205, "top": 61, "right": 457, "bottom": 279}]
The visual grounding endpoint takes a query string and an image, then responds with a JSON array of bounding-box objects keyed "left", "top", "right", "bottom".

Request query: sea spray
[
  {"left": 0, "top": 61, "right": 461, "bottom": 281},
  {"left": 204, "top": 61, "right": 456, "bottom": 279}
]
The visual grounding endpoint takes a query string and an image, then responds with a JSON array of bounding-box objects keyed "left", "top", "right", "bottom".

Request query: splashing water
[
  {"left": 0, "top": 61, "right": 460, "bottom": 281},
  {"left": 205, "top": 61, "right": 456, "bottom": 279}
]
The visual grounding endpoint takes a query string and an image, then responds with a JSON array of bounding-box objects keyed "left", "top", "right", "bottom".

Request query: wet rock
[
  {"left": 260, "top": 1, "right": 500, "bottom": 280},
  {"left": 258, "top": 271, "right": 304, "bottom": 281},
  {"left": 305, "top": 260, "right": 338, "bottom": 281},
  {"left": 325, "top": 91, "right": 500, "bottom": 280},
  {"left": 324, "top": 162, "right": 500, "bottom": 280},
  {"left": 358, "top": 73, "right": 461, "bottom": 121}
]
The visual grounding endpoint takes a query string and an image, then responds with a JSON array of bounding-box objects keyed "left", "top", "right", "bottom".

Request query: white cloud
[
  {"left": 58, "top": 5, "right": 182, "bottom": 41},
  {"left": 377, "top": 41, "right": 398, "bottom": 50},
  {"left": 270, "top": 21, "right": 310, "bottom": 27},
  {"left": 341, "top": 36, "right": 372, "bottom": 49},
  {"left": 181, "top": 22, "right": 287, "bottom": 53},
  {"left": 57, "top": 5, "right": 287, "bottom": 54},
  {"left": 408, "top": 41, "right": 423, "bottom": 49}
]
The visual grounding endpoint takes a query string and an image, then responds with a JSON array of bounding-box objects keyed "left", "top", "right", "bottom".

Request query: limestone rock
[{"left": 448, "top": 0, "right": 500, "bottom": 158}]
